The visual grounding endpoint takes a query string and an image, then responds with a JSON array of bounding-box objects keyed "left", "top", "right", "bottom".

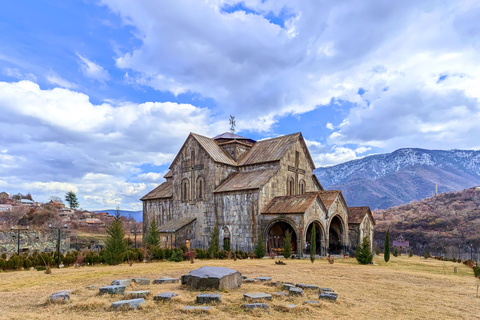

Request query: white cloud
[
  {"left": 3, "top": 67, "right": 37, "bottom": 82},
  {"left": 77, "top": 54, "right": 110, "bottom": 83},
  {"left": 326, "top": 123, "right": 334, "bottom": 130},
  {"left": 46, "top": 70, "right": 78, "bottom": 89}
]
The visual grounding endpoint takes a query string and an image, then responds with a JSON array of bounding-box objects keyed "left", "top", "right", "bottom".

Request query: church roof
[
  {"left": 191, "top": 133, "right": 237, "bottom": 166},
  {"left": 238, "top": 133, "right": 301, "bottom": 166},
  {"left": 214, "top": 168, "right": 279, "bottom": 193},
  {"left": 140, "top": 180, "right": 173, "bottom": 200},
  {"left": 213, "top": 132, "right": 251, "bottom": 140},
  {"left": 164, "top": 170, "right": 173, "bottom": 178},
  {"left": 261, "top": 194, "right": 319, "bottom": 214},
  {"left": 348, "top": 206, "right": 376, "bottom": 225},
  {"left": 158, "top": 217, "right": 196, "bottom": 233},
  {"left": 314, "top": 190, "right": 342, "bottom": 211}
]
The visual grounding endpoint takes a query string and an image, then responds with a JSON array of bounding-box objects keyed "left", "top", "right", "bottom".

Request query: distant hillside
[
  {"left": 93, "top": 210, "right": 142, "bottom": 222},
  {"left": 373, "top": 187, "right": 480, "bottom": 254},
  {"left": 315, "top": 148, "right": 480, "bottom": 209}
]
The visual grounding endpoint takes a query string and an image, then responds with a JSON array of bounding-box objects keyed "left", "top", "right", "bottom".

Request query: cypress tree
[
  {"left": 103, "top": 212, "right": 127, "bottom": 265},
  {"left": 310, "top": 224, "right": 316, "bottom": 263},
  {"left": 254, "top": 234, "right": 266, "bottom": 259},
  {"left": 384, "top": 228, "right": 391, "bottom": 263},
  {"left": 355, "top": 236, "right": 374, "bottom": 264},
  {"left": 145, "top": 217, "right": 161, "bottom": 248},
  {"left": 283, "top": 231, "right": 292, "bottom": 259},
  {"left": 208, "top": 226, "right": 220, "bottom": 259}
]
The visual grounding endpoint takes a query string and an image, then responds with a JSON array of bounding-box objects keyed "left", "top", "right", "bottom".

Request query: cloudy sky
[{"left": 1, "top": 0, "right": 479, "bottom": 211}]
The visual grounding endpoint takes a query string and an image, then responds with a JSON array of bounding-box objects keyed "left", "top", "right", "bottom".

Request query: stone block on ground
[
  {"left": 181, "top": 266, "right": 242, "bottom": 290},
  {"left": 286, "top": 304, "right": 297, "bottom": 309},
  {"left": 319, "top": 287, "right": 335, "bottom": 293},
  {"left": 183, "top": 306, "right": 212, "bottom": 312},
  {"left": 111, "top": 279, "right": 131, "bottom": 287},
  {"left": 282, "top": 284, "right": 295, "bottom": 290},
  {"left": 126, "top": 290, "right": 150, "bottom": 299},
  {"left": 272, "top": 292, "right": 288, "bottom": 297},
  {"left": 296, "top": 284, "right": 319, "bottom": 290},
  {"left": 132, "top": 278, "right": 150, "bottom": 285},
  {"left": 242, "top": 303, "right": 269, "bottom": 310},
  {"left": 48, "top": 291, "right": 70, "bottom": 303},
  {"left": 99, "top": 285, "right": 126, "bottom": 295},
  {"left": 111, "top": 298, "right": 145, "bottom": 310},
  {"left": 154, "top": 292, "right": 178, "bottom": 301},
  {"left": 255, "top": 277, "right": 272, "bottom": 281},
  {"left": 243, "top": 279, "right": 258, "bottom": 283},
  {"left": 289, "top": 287, "right": 303, "bottom": 296},
  {"left": 243, "top": 292, "right": 272, "bottom": 301},
  {"left": 319, "top": 293, "right": 338, "bottom": 302},
  {"left": 196, "top": 293, "right": 221, "bottom": 304},
  {"left": 153, "top": 277, "right": 179, "bottom": 284},
  {"left": 241, "top": 275, "right": 247, "bottom": 279},
  {"left": 304, "top": 300, "right": 320, "bottom": 305}
]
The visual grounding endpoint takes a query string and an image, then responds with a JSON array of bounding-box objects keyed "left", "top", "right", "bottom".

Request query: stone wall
[{"left": 0, "top": 230, "right": 70, "bottom": 255}]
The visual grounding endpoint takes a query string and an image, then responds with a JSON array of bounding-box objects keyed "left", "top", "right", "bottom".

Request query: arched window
[
  {"left": 299, "top": 180, "right": 306, "bottom": 194},
  {"left": 287, "top": 177, "right": 295, "bottom": 196},
  {"left": 197, "top": 176, "right": 205, "bottom": 200},
  {"left": 181, "top": 178, "right": 190, "bottom": 201}
]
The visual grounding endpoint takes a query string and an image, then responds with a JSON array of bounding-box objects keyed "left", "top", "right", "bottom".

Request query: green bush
[
  {"left": 218, "top": 250, "right": 229, "bottom": 259},
  {"left": 208, "top": 227, "right": 220, "bottom": 259},
  {"left": 393, "top": 247, "right": 399, "bottom": 257},
  {"left": 254, "top": 234, "right": 266, "bottom": 259},
  {"left": 282, "top": 231, "right": 292, "bottom": 259},
  {"left": 355, "top": 236, "right": 374, "bottom": 265},
  {"left": 103, "top": 211, "right": 127, "bottom": 265},
  {"left": 424, "top": 251, "right": 431, "bottom": 259},
  {"left": 168, "top": 249, "right": 184, "bottom": 262},
  {"left": 408, "top": 250, "right": 413, "bottom": 258},
  {"left": 152, "top": 247, "right": 164, "bottom": 260},
  {"left": 35, "top": 266, "right": 46, "bottom": 271},
  {"left": 384, "top": 229, "right": 390, "bottom": 263},
  {"left": 473, "top": 266, "right": 480, "bottom": 278}
]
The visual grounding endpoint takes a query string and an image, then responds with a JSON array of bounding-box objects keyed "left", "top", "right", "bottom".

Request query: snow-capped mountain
[{"left": 314, "top": 148, "right": 480, "bottom": 210}]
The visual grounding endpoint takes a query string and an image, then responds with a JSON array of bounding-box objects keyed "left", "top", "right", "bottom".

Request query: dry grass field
[{"left": 0, "top": 255, "right": 479, "bottom": 320}]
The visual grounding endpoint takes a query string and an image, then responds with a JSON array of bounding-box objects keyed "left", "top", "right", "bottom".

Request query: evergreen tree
[
  {"left": 208, "top": 226, "right": 220, "bottom": 259},
  {"left": 254, "top": 234, "right": 266, "bottom": 259},
  {"left": 145, "top": 217, "right": 160, "bottom": 248},
  {"left": 64, "top": 191, "right": 79, "bottom": 209},
  {"left": 384, "top": 228, "right": 391, "bottom": 263},
  {"left": 310, "top": 224, "right": 316, "bottom": 263},
  {"left": 283, "top": 231, "right": 292, "bottom": 259},
  {"left": 103, "top": 212, "right": 127, "bottom": 265},
  {"left": 355, "top": 236, "right": 374, "bottom": 264}
]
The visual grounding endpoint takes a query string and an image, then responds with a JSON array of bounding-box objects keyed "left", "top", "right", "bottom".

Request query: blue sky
[{"left": 1, "top": 0, "right": 479, "bottom": 210}]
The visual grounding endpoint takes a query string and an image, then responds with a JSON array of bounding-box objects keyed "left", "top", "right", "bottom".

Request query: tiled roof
[
  {"left": 212, "top": 132, "right": 251, "bottom": 140},
  {"left": 348, "top": 206, "right": 375, "bottom": 225},
  {"left": 238, "top": 133, "right": 301, "bottom": 166},
  {"left": 191, "top": 133, "right": 237, "bottom": 166},
  {"left": 158, "top": 217, "right": 196, "bottom": 233},
  {"left": 214, "top": 168, "right": 279, "bottom": 193},
  {"left": 140, "top": 180, "right": 173, "bottom": 200},
  {"left": 261, "top": 194, "right": 318, "bottom": 214},
  {"left": 164, "top": 170, "right": 173, "bottom": 178},
  {"left": 315, "top": 190, "right": 341, "bottom": 211}
]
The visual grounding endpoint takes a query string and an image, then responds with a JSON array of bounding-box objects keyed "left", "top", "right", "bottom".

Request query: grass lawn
[{"left": 0, "top": 255, "right": 479, "bottom": 319}]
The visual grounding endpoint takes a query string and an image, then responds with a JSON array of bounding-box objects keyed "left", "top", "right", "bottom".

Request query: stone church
[{"left": 141, "top": 132, "right": 375, "bottom": 256}]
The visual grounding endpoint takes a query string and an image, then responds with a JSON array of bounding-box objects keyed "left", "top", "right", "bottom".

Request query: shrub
[
  {"left": 375, "top": 245, "right": 381, "bottom": 255},
  {"left": 217, "top": 250, "right": 229, "bottom": 259},
  {"left": 282, "top": 231, "right": 292, "bottom": 259},
  {"left": 310, "top": 224, "right": 316, "bottom": 264},
  {"left": 23, "top": 258, "right": 33, "bottom": 269},
  {"left": 393, "top": 247, "right": 399, "bottom": 257},
  {"left": 254, "top": 234, "right": 266, "bottom": 259},
  {"left": 408, "top": 250, "right": 413, "bottom": 258},
  {"left": 185, "top": 250, "right": 196, "bottom": 263},
  {"left": 473, "top": 266, "right": 480, "bottom": 278},
  {"left": 424, "top": 251, "right": 431, "bottom": 259},
  {"left": 168, "top": 249, "right": 184, "bottom": 262},
  {"left": 464, "top": 260, "right": 475, "bottom": 268},
  {"left": 355, "top": 236, "right": 374, "bottom": 265},
  {"left": 384, "top": 229, "right": 390, "bottom": 263},
  {"left": 152, "top": 247, "right": 164, "bottom": 260},
  {"left": 35, "top": 266, "right": 46, "bottom": 271},
  {"left": 208, "top": 227, "right": 220, "bottom": 259},
  {"left": 103, "top": 211, "right": 127, "bottom": 265},
  {"left": 164, "top": 248, "right": 172, "bottom": 260}
]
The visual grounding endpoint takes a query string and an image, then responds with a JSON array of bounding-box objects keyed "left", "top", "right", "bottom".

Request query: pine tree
[
  {"left": 64, "top": 191, "right": 79, "bottom": 209},
  {"left": 384, "top": 228, "right": 391, "bottom": 263},
  {"left": 145, "top": 217, "right": 160, "bottom": 248},
  {"left": 254, "top": 234, "right": 266, "bottom": 259},
  {"left": 208, "top": 226, "right": 220, "bottom": 259},
  {"left": 310, "top": 224, "right": 316, "bottom": 263},
  {"left": 103, "top": 212, "right": 127, "bottom": 265},
  {"left": 283, "top": 231, "right": 292, "bottom": 259},
  {"left": 355, "top": 236, "right": 374, "bottom": 264}
]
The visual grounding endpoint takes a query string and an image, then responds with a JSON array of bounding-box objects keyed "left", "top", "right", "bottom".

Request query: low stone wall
[{"left": 0, "top": 230, "right": 70, "bottom": 255}]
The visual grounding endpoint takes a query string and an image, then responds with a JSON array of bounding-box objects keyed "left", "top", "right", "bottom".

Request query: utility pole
[
  {"left": 131, "top": 228, "right": 142, "bottom": 248},
  {"left": 11, "top": 226, "right": 29, "bottom": 255},
  {"left": 49, "top": 224, "right": 67, "bottom": 268}
]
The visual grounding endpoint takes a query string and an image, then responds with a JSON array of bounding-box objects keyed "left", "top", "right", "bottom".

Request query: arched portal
[
  {"left": 328, "top": 215, "right": 344, "bottom": 254},
  {"left": 305, "top": 221, "right": 323, "bottom": 255},
  {"left": 266, "top": 220, "right": 297, "bottom": 255}
]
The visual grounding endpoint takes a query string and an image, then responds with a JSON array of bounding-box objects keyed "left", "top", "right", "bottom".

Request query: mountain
[
  {"left": 314, "top": 148, "right": 480, "bottom": 209},
  {"left": 372, "top": 187, "right": 480, "bottom": 254},
  {"left": 93, "top": 210, "right": 143, "bottom": 222}
]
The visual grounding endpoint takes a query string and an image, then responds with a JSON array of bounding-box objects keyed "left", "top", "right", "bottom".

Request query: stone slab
[
  {"left": 319, "top": 287, "right": 335, "bottom": 293},
  {"left": 196, "top": 293, "right": 221, "bottom": 303},
  {"left": 183, "top": 306, "right": 212, "bottom": 312},
  {"left": 99, "top": 285, "right": 126, "bottom": 295},
  {"left": 286, "top": 304, "right": 297, "bottom": 309},
  {"left": 126, "top": 290, "right": 150, "bottom": 298},
  {"left": 289, "top": 287, "right": 303, "bottom": 296},
  {"left": 241, "top": 303, "right": 269, "bottom": 310},
  {"left": 181, "top": 266, "right": 242, "bottom": 290},
  {"left": 132, "top": 278, "right": 151, "bottom": 285},
  {"left": 243, "top": 292, "right": 272, "bottom": 301},
  {"left": 296, "top": 284, "right": 319, "bottom": 290},
  {"left": 111, "top": 279, "right": 131, "bottom": 287},
  {"left": 282, "top": 284, "right": 295, "bottom": 290},
  {"left": 255, "top": 277, "right": 272, "bottom": 281},
  {"left": 153, "top": 277, "right": 179, "bottom": 284},
  {"left": 111, "top": 298, "right": 145, "bottom": 310},
  {"left": 241, "top": 275, "right": 247, "bottom": 279},
  {"left": 304, "top": 300, "right": 320, "bottom": 305},
  {"left": 154, "top": 292, "right": 178, "bottom": 301},
  {"left": 272, "top": 292, "right": 288, "bottom": 297},
  {"left": 48, "top": 291, "right": 70, "bottom": 303},
  {"left": 243, "top": 279, "right": 258, "bottom": 283},
  {"left": 319, "top": 293, "right": 338, "bottom": 301}
]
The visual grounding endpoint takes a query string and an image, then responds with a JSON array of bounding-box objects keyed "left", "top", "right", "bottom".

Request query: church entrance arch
[
  {"left": 328, "top": 215, "right": 344, "bottom": 254},
  {"left": 305, "top": 221, "right": 324, "bottom": 255},
  {"left": 265, "top": 220, "right": 297, "bottom": 255}
]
